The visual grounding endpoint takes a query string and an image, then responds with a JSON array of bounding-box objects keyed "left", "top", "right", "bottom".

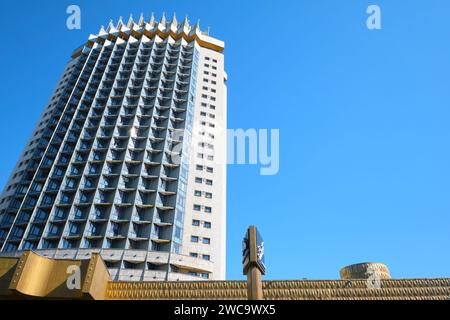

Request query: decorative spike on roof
[
  {"left": 170, "top": 12, "right": 178, "bottom": 28},
  {"left": 107, "top": 14, "right": 211, "bottom": 36},
  {"left": 195, "top": 19, "right": 201, "bottom": 34},
  {"left": 107, "top": 19, "right": 114, "bottom": 31},
  {"left": 127, "top": 14, "right": 134, "bottom": 28},
  {"left": 138, "top": 13, "right": 145, "bottom": 26},
  {"left": 117, "top": 16, "right": 124, "bottom": 29},
  {"left": 161, "top": 12, "right": 167, "bottom": 26},
  {"left": 149, "top": 12, "right": 155, "bottom": 26},
  {"left": 187, "top": 19, "right": 200, "bottom": 37}
]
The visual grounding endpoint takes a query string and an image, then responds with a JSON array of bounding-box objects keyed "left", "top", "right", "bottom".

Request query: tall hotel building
[{"left": 0, "top": 14, "right": 227, "bottom": 281}]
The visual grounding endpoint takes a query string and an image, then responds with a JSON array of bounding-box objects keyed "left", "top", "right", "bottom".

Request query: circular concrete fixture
[{"left": 340, "top": 262, "right": 391, "bottom": 280}]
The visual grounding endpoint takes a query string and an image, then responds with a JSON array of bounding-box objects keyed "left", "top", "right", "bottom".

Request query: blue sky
[{"left": 0, "top": 0, "right": 449, "bottom": 280}]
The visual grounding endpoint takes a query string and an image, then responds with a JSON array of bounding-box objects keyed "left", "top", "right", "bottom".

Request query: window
[
  {"left": 205, "top": 192, "right": 212, "bottom": 199},
  {"left": 94, "top": 207, "right": 103, "bottom": 219},
  {"left": 80, "top": 192, "right": 89, "bottom": 203},
  {"left": 202, "top": 255, "right": 211, "bottom": 261},
  {"left": 48, "top": 224, "right": 60, "bottom": 235},
  {"left": 17, "top": 212, "right": 31, "bottom": 224},
  {"left": 193, "top": 205, "right": 201, "bottom": 211},
  {"left": 69, "top": 223, "right": 79, "bottom": 235},
  {"left": 35, "top": 209, "right": 48, "bottom": 221},
  {"left": 191, "top": 236, "right": 199, "bottom": 243},
  {"left": 31, "top": 182, "right": 43, "bottom": 192},
  {"left": 42, "top": 157, "right": 54, "bottom": 166},
  {"left": 84, "top": 178, "right": 94, "bottom": 188},
  {"left": 204, "top": 222, "right": 212, "bottom": 229},
  {"left": 71, "top": 166, "right": 81, "bottom": 175},
  {"left": 60, "top": 193, "right": 71, "bottom": 204},
  {"left": 11, "top": 227, "right": 24, "bottom": 238},
  {"left": 75, "top": 153, "right": 85, "bottom": 162},
  {"left": 194, "top": 190, "right": 202, "bottom": 197},
  {"left": 41, "top": 195, "right": 54, "bottom": 206},
  {"left": 195, "top": 177, "right": 202, "bottom": 184},
  {"left": 174, "top": 226, "right": 182, "bottom": 241},
  {"left": 206, "top": 180, "right": 213, "bottom": 186},
  {"left": 190, "top": 252, "right": 198, "bottom": 258},
  {"left": 62, "top": 239, "right": 75, "bottom": 249},
  {"left": 196, "top": 165, "right": 204, "bottom": 171},
  {"left": 29, "top": 225, "right": 41, "bottom": 237},
  {"left": 206, "top": 167, "right": 214, "bottom": 173},
  {"left": 66, "top": 178, "right": 76, "bottom": 189},
  {"left": 203, "top": 238, "right": 211, "bottom": 245},
  {"left": 54, "top": 208, "right": 66, "bottom": 219},
  {"left": 59, "top": 154, "right": 70, "bottom": 164},
  {"left": 205, "top": 207, "right": 212, "bottom": 214},
  {"left": 93, "top": 152, "right": 103, "bottom": 161},
  {"left": 53, "top": 167, "right": 64, "bottom": 177},
  {"left": 74, "top": 207, "right": 84, "bottom": 219},
  {"left": 23, "top": 241, "right": 36, "bottom": 250},
  {"left": 192, "top": 220, "right": 200, "bottom": 226}
]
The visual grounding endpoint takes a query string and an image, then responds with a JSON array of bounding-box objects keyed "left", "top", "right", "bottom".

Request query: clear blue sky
[{"left": 0, "top": 0, "right": 449, "bottom": 280}]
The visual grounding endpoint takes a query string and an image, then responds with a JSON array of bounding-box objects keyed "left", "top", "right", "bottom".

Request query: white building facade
[{"left": 0, "top": 14, "right": 227, "bottom": 281}]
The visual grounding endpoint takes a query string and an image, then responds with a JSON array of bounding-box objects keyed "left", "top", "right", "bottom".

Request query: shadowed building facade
[{"left": 0, "top": 14, "right": 227, "bottom": 282}]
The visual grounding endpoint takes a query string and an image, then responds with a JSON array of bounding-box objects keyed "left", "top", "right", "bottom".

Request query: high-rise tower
[{"left": 0, "top": 14, "right": 227, "bottom": 281}]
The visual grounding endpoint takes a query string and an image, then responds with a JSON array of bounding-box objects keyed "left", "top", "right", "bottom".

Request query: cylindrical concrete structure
[{"left": 340, "top": 263, "right": 391, "bottom": 280}]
